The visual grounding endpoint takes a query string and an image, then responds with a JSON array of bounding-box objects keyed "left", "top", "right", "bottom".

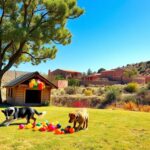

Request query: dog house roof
[{"left": 3, "top": 71, "right": 57, "bottom": 88}]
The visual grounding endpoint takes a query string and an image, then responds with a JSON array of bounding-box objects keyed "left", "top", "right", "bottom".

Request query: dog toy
[
  {"left": 42, "top": 122, "right": 47, "bottom": 126},
  {"left": 33, "top": 126, "right": 40, "bottom": 131},
  {"left": 47, "top": 124, "right": 56, "bottom": 132},
  {"left": 39, "top": 127, "right": 47, "bottom": 132},
  {"left": 54, "top": 129, "right": 62, "bottom": 134},
  {"left": 69, "top": 127, "right": 75, "bottom": 133},
  {"left": 18, "top": 121, "right": 76, "bottom": 135},
  {"left": 61, "top": 129, "right": 65, "bottom": 134},
  {"left": 56, "top": 123, "right": 61, "bottom": 129},
  {"left": 36, "top": 123, "right": 42, "bottom": 127},
  {"left": 19, "top": 124, "right": 25, "bottom": 129},
  {"left": 65, "top": 126, "right": 71, "bottom": 133},
  {"left": 25, "top": 123, "right": 33, "bottom": 129}
]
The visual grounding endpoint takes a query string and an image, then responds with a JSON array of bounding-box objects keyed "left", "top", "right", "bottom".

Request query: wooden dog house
[{"left": 3, "top": 72, "right": 57, "bottom": 105}]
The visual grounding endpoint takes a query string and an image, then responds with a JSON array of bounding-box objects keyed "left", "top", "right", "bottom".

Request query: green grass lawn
[{"left": 0, "top": 106, "right": 150, "bottom": 150}]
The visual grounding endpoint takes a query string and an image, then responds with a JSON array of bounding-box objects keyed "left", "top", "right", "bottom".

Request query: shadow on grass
[
  {"left": 0, "top": 122, "right": 26, "bottom": 127},
  {"left": 0, "top": 103, "right": 48, "bottom": 108},
  {"left": 0, "top": 103, "right": 12, "bottom": 109}
]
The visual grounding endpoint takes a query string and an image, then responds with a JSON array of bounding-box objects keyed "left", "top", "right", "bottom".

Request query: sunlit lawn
[{"left": 0, "top": 106, "right": 150, "bottom": 150}]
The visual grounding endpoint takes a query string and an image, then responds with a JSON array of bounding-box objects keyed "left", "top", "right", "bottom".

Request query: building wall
[
  {"left": 83, "top": 74, "right": 101, "bottom": 81},
  {"left": 15, "top": 87, "right": 25, "bottom": 105},
  {"left": 6, "top": 88, "right": 15, "bottom": 104},
  {"left": 51, "top": 69, "right": 82, "bottom": 79},
  {"left": 57, "top": 80, "right": 68, "bottom": 88},
  {"left": 41, "top": 88, "right": 51, "bottom": 103},
  {"left": 101, "top": 69, "right": 124, "bottom": 81}
]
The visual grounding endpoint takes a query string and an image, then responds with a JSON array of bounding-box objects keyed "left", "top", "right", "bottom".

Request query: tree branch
[
  {"left": 2, "top": 41, "right": 26, "bottom": 75},
  {"left": 34, "top": 7, "right": 47, "bottom": 13},
  {"left": 67, "top": 16, "right": 79, "bottom": 19},
  {"left": 29, "top": 11, "right": 49, "bottom": 34},
  {"left": 28, "top": 6, "right": 35, "bottom": 28},
  {"left": 0, "top": 0, "right": 6, "bottom": 54},
  {"left": 23, "top": 0, "right": 32, "bottom": 27},
  {"left": 22, "top": 51, "right": 48, "bottom": 60},
  {"left": 1, "top": 41, "right": 13, "bottom": 58},
  {"left": 0, "top": 0, "right": 5, "bottom": 25},
  {"left": 51, "top": 39, "right": 61, "bottom": 45}
]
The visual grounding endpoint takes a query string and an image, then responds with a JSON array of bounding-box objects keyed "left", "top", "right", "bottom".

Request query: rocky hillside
[{"left": 122, "top": 61, "right": 150, "bottom": 75}]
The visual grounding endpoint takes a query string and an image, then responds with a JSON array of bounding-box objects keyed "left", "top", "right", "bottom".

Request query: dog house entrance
[{"left": 25, "top": 90, "right": 41, "bottom": 104}]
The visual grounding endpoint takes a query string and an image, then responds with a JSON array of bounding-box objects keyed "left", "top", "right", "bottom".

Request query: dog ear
[{"left": 69, "top": 113, "right": 72, "bottom": 117}]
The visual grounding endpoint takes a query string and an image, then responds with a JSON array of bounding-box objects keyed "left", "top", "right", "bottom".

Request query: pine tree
[{"left": 0, "top": 0, "right": 84, "bottom": 103}]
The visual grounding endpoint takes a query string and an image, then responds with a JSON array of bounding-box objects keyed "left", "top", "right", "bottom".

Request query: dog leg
[
  {"left": 73, "top": 121, "right": 76, "bottom": 128},
  {"left": 1, "top": 119, "right": 9, "bottom": 125},
  {"left": 26, "top": 115, "right": 30, "bottom": 124},
  {"left": 83, "top": 121, "right": 86, "bottom": 129},
  {"left": 32, "top": 116, "right": 36, "bottom": 125},
  {"left": 1, "top": 118, "right": 13, "bottom": 126},
  {"left": 4, "top": 119, "right": 16, "bottom": 126},
  {"left": 76, "top": 122, "right": 83, "bottom": 131},
  {"left": 86, "top": 118, "right": 88, "bottom": 129}
]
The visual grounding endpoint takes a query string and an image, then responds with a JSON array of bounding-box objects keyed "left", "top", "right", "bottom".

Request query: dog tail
[{"left": 34, "top": 110, "right": 47, "bottom": 117}]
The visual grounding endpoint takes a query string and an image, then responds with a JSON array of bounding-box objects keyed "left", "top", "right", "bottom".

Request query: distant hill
[{"left": 121, "top": 61, "right": 150, "bottom": 76}]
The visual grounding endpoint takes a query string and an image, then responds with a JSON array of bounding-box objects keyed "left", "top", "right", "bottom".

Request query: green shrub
[
  {"left": 84, "top": 89, "right": 93, "bottom": 96},
  {"left": 60, "top": 89, "right": 65, "bottom": 95},
  {"left": 136, "top": 88, "right": 150, "bottom": 105},
  {"left": 76, "top": 87, "right": 85, "bottom": 94},
  {"left": 51, "top": 89, "right": 65, "bottom": 96},
  {"left": 99, "top": 87, "right": 121, "bottom": 108},
  {"left": 105, "top": 89, "right": 121, "bottom": 102},
  {"left": 122, "top": 95, "right": 137, "bottom": 103},
  {"left": 105, "top": 85, "right": 123, "bottom": 93},
  {"left": 147, "top": 82, "right": 150, "bottom": 90},
  {"left": 96, "top": 87, "right": 104, "bottom": 96},
  {"left": 68, "top": 79, "right": 80, "bottom": 86},
  {"left": 42, "top": 100, "right": 50, "bottom": 106},
  {"left": 124, "top": 82, "right": 139, "bottom": 93},
  {"left": 55, "top": 74, "right": 65, "bottom": 80},
  {"left": 65, "top": 87, "right": 76, "bottom": 95}
]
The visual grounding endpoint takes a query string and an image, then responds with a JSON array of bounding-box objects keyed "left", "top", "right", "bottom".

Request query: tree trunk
[{"left": 0, "top": 75, "right": 3, "bottom": 104}]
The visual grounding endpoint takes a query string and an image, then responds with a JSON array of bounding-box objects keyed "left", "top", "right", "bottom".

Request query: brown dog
[{"left": 68, "top": 109, "right": 88, "bottom": 131}]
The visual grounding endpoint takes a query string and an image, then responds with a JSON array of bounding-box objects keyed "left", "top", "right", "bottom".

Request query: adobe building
[
  {"left": 82, "top": 68, "right": 149, "bottom": 85},
  {"left": 48, "top": 69, "right": 82, "bottom": 88},
  {"left": 3, "top": 72, "right": 57, "bottom": 105},
  {"left": 50, "top": 69, "right": 82, "bottom": 79}
]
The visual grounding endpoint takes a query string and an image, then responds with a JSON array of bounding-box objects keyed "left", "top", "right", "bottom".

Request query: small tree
[
  {"left": 99, "top": 86, "right": 121, "bottom": 108},
  {"left": 123, "top": 68, "right": 138, "bottom": 79},
  {"left": 97, "top": 68, "right": 105, "bottom": 73},
  {"left": 87, "top": 68, "right": 92, "bottom": 75},
  {"left": 68, "top": 78, "right": 80, "bottom": 86},
  {"left": 147, "top": 82, "right": 150, "bottom": 90},
  {"left": 124, "top": 82, "right": 139, "bottom": 93},
  {"left": 0, "top": 0, "right": 84, "bottom": 103},
  {"left": 55, "top": 75, "right": 65, "bottom": 80}
]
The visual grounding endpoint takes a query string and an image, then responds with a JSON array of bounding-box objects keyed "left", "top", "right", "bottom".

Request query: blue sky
[{"left": 12, "top": 0, "right": 150, "bottom": 74}]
